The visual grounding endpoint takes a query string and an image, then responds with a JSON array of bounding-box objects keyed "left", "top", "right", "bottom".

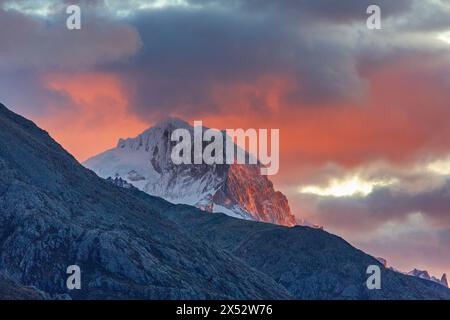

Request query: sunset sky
[{"left": 1, "top": 0, "right": 450, "bottom": 277}]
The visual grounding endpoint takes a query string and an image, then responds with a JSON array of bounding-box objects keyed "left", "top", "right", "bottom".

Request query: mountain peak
[
  {"left": 152, "top": 116, "right": 191, "bottom": 130},
  {"left": 85, "top": 116, "right": 296, "bottom": 226},
  {"left": 442, "top": 273, "right": 448, "bottom": 287},
  {"left": 116, "top": 116, "right": 192, "bottom": 149},
  {"left": 408, "top": 268, "right": 448, "bottom": 288}
]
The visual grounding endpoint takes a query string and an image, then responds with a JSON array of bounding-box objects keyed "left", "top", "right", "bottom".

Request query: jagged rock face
[
  {"left": 441, "top": 274, "right": 448, "bottom": 287},
  {"left": 84, "top": 118, "right": 296, "bottom": 226},
  {"left": 408, "top": 269, "right": 449, "bottom": 288},
  {"left": 222, "top": 165, "right": 295, "bottom": 226},
  {"left": 408, "top": 269, "right": 431, "bottom": 280},
  {"left": 373, "top": 258, "right": 448, "bottom": 289},
  {"left": 106, "top": 177, "right": 136, "bottom": 189}
]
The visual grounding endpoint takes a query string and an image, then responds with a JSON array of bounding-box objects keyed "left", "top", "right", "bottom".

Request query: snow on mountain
[{"left": 83, "top": 117, "right": 296, "bottom": 226}]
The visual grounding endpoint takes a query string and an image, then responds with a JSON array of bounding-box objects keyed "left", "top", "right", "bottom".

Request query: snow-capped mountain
[{"left": 83, "top": 118, "right": 296, "bottom": 226}]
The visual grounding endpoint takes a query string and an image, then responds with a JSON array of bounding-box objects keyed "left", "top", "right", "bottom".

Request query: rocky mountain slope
[
  {"left": 158, "top": 204, "right": 450, "bottom": 300},
  {"left": 0, "top": 273, "right": 45, "bottom": 299},
  {"left": 1, "top": 103, "right": 449, "bottom": 300},
  {"left": 408, "top": 269, "right": 448, "bottom": 288},
  {"left": 377, "top": 257, "right": 448, "bottom": 288},
  {"left": 83, "top": 118, "right": 296, "bottom": 226},
  {"left": 0, "top": 103, "right": 290, "bottom": 299}
]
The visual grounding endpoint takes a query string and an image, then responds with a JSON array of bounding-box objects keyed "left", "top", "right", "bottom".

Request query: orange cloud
[
  {"left": 183, "top": 58, "right": 450, "bottom": 187},
  {"left": 35, "top": 72, "right": 149, "bottom": 162},
  {"left": 32, "top": 57, "right": 450, "bottom": 187}
]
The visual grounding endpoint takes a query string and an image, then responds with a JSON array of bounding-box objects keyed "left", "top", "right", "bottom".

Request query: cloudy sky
[{"left": 1, "top": 0, "right": 450, "bottom": 277}]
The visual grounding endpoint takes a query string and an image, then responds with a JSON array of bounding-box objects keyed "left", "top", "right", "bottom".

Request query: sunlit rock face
[
  {"left": 84, "top": 118, "right": 296, "bottom": 226},
  {"left": 222, "top": 164, "right": 295, "bottom": 226}
]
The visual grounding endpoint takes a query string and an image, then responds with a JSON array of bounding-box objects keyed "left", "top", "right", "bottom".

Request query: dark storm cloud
[
  {"left": 0, "top": 1, "right": 142, "bottom": 115},
  {"left": 359, "top": 226, "right": 450, "bottom": 276},
  {"left": 111, "top": 6, "right": 368, "bottom": 119},
  {"left": 0, "top": 71, "right": 74, "bottom": 116},
  {"left": 190, "top": 0, "right": 412, "bottom": 22},
  {"left": 0, "top": 3, "right": 141, "bottom": 71},
  {"left": 2, "top": 0, "right": 448, "bottom": 119},
  {"left": 103, "top": 0, "right": 449, "bottom": 120},
  {"left": 313, "top": 180, "right": 450, "bottom": 231}
]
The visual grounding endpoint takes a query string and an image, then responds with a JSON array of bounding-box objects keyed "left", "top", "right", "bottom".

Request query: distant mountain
[
  {"left": 1, "top": 103, "right": 450, "bottom": 300},
  {"left": 443, "top": 274, "right": 448, "bottom": 287},
  {"left": 83, "top": 118, "right": 296, "bottom": 226},
  {"left": 376, "top": 257, "right": 448, "bottom": 288},
  {"left": 408, "top": 269, "right": 448, "bottom": 288},
  {"left": 106, "top": 176, "right": 136, "bottom": 189}
]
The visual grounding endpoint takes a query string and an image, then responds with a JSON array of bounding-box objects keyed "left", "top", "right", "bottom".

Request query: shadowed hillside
[{"left": 0, "top": 103, "right": 290, "bottom": 299}]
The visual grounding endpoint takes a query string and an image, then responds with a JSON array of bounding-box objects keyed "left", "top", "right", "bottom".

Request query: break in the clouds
[
  {"left": 297, "top": 180, "right": 450, "bottom": 276},
  {"left": 292, "top": 157, "right": 450, "bottom": 275}
]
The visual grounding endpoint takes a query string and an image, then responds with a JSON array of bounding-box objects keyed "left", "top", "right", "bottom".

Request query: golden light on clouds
[
  {"left": 298, "top": 176, "right": 395, "bottom": 198},
  {"left": 436, "top": 32, "right": 450, "bottom": 45},
  {"left": 427, "top": 157, "right": 450, "bottom": 175}
]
